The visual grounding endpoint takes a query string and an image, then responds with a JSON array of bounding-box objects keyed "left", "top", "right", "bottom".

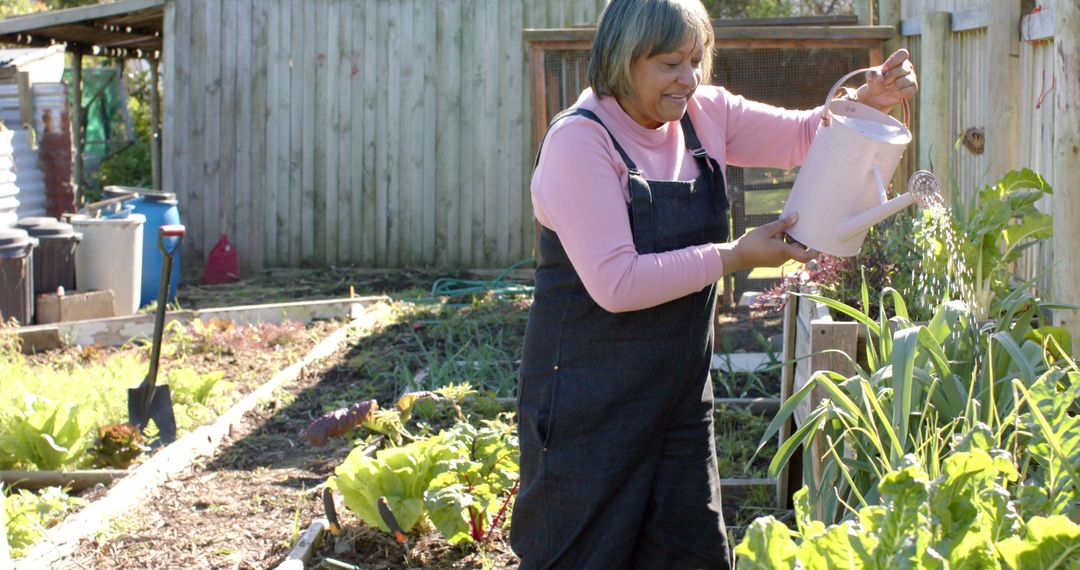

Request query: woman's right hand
[{"left": 725, "top": 213, "right": 816, "bottom": 273}]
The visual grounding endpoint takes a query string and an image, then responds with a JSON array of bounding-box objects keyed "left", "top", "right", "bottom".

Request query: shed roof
[{"left": 0, "top": 0, "right": 164, "bottom": 59}]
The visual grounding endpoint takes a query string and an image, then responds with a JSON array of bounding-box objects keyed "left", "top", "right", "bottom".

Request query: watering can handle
[{"left": 822, "top": 66, "right": 911, "bottom": 128}]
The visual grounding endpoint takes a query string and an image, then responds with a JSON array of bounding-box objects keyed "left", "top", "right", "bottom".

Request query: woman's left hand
[{"left": 856, "top": 48, "right": 918, "bottom": 114}]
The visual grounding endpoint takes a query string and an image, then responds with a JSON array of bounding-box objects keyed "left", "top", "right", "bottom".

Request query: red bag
[{"left": 201, "top": 234, "right": 240, "bottom": 284}]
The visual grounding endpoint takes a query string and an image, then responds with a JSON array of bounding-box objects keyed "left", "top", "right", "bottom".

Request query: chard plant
[
  {"left": 328, "top": 415, "right": 519, "bottom": 546},
  {"left": 757, "top": 282, "right": 1079, "bottom": 525},
  {"left": 736, "top": 444, "right": 1080, "bottom": 569}
]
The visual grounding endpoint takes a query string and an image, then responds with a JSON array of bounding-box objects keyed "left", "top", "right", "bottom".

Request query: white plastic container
[{"left": 71, "top": 214, "right": 145, "bottom": 316}]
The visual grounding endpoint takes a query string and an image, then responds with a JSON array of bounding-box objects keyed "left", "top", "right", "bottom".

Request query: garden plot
[
  {"left": 0, "top": 299, "right": 381, "bottom": 566},
  {"left": 13, "top": 284, "right": 794, "bottom": 569}
]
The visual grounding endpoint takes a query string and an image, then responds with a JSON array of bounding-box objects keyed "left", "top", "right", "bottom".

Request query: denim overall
[{"left": 511, "top": 108, "right": 732, "bottom": 569}]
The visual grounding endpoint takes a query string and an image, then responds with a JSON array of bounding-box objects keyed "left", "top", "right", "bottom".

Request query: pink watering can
[{"left": 781, "top": 67, "right": 941, "bottom": 257}]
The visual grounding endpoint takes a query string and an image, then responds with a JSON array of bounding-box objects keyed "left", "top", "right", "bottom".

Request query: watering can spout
[
  {"left": 836, "top": 193, "right": 914, "bottom": 244},
  {"left": 835, "top": 170, "right": 942, "bottom": 245}
]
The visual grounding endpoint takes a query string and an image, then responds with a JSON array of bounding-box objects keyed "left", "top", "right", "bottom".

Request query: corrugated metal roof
[{"left": 0, "top": 0, "right": 163, "bottom": 59}]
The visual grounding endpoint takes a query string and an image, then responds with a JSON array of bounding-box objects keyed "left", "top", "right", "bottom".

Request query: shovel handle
[{"left": 157, "top": 224, "right": 185, "bottom": 257}]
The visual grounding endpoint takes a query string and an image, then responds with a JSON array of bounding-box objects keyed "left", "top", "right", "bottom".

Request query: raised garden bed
[{"left": 2, "top": 298, "right": 387, "bottom": 566}]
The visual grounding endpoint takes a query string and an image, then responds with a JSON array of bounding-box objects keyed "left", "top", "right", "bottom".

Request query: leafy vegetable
[
  {"left": 0, "top": 396, "right": 92, "bottom": 471},
  {"left": 329, "top": 415, "right": 519, "bottom": 545},
  {"left": 303, "top": 400, "right": 378, "bottom": 446},
  {"left": 736, "top": 449, "right": 1080, "bottom": 569},
  {"left": 3, "top": 486, "right": 85, "bottom": 559}
]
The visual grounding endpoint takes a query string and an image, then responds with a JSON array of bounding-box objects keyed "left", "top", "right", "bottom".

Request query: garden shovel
[{"left": 128, "top": 224, "right": 185, "bottom": 446}]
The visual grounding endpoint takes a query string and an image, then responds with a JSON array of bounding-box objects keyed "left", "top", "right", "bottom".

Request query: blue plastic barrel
[{"left": 102, "top": 186, "right": 182, "bottom": 306}]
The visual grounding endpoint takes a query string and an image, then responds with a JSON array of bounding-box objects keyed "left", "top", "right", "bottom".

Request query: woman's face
[{"left": 620, "top": 35, "right": 704, "bottom": 129}]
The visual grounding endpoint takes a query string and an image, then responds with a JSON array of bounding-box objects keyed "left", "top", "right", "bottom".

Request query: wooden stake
[
  {"left": 71, "top": 50, "right": 84, "bottom": 200},
  {"left": 1053, "top": 0, "right": 1080, "bottom": 354},
  {"left": 150, "top": 58, "right": 162, "bottom": 190}
]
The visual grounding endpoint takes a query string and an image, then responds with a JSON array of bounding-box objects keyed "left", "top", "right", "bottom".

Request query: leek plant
[{"left": 757, "top": 283, "right": 1079, "bottom": 525}]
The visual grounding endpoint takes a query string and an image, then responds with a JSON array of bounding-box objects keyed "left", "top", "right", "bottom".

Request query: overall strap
[
  {"left": 679, "top": 113, "right": 728, "bottom": 209},
  {"left": 537, "top": 107, "right": 655, "bottom": 253}
]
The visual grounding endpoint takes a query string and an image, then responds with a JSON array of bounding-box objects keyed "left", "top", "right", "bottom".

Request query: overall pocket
[{"left": 517, "top": 367, "right": 561, "bottom": 449}]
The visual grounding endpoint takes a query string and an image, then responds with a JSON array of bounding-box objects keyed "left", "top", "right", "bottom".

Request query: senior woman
[{"left": 511, "top": 0, "right": 918, "bottom": 568}]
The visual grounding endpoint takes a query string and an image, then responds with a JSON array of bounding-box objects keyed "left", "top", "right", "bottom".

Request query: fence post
[
  {"left": 1053, "top": 0, "right": 1080, "bottom": 353},
  {"left": 919, "top": 11, "right": 952, "bottom": 198},
  {"left": 855, "top": 0, "right": 874, "bottom": 25},
  {"left": 985, "top": 0, "right": 1021, "bottom": 186}
]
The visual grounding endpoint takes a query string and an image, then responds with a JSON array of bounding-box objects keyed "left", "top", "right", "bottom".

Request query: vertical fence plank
[
  {"left": 481, "top": 0, "right": 498, "bottom": 266},
  {"left": 362, "top": 0, "right": 378, "bottom": 266},
  {"left": 239, "top": 0, "right": 259, "bottom": 269},
  {"left": 348, "top": 0, "right": 364, "bottom": 264},
  {"left": 288, "top": 0, "right": 304, "bottom": 265},
  {"left": 1054, "top": 0, "right": 1080, "bottom": 353},
  {"left": 919, "top": 11, "right": 952, "bottom": 199},
  {"left": 263, "top": 0, "right": 280, "bottom": 265},
  {"left": 336, "top": 0, "right": 353, "bottom": 264},
  {"left": 374, "top": 0, "right": 390, "bottom": 266},
  {"left": 277, "top": 0, "right": 293, "bottom": 265},
  {"left": 421, "top": 3, "right": 438, "bottom": 266},
  {"left": 984, "top": 0, "right": 1020, "bottom": 186},
  {"left": 169, "top": 0, "right": 191, "bottom": 257},
  {"left": 220, "top": 0, "right": 237, "bottom": 263},
  {"left": 493, "top": 0, "right": 510, "bottom": 266},
  {"left": 459, "top": 0, "right": 476, "bottom": 266},
  {"left": 399, "top": 0, "right": 418, "bottom": 265},
  {"left": 186, "top": 0, "right": 205, "bottom": 262},
  {"left": 202, "top": 0, "right": 222, "bottom": 259},
  {"left": 508, "top": 0, "right": 524, "bottom": 263},
  {"left": 320, "top": 0, "right": 337, "bottom": 265},
  {"left": 300, "top": 0, "right": 317, "bottom": 263},
  {"left": 311, "top": 0, "right": 327, "bottom": 264},
  {"left": 436, "top": 0, "right": 462, "bottom": 267}
]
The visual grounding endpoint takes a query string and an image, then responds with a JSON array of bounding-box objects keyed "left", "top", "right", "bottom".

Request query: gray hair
[{"left": 588, "top": 0, "right": 714, "bottom": 99}]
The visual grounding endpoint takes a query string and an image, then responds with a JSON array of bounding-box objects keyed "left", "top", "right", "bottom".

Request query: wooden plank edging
[
  {"left": 14, "top": 302, "right": 391, "bottom": 569},
  {"left": 274, "top": 519, "right": 327, "bottom": 570},
  {"left": 15, "top": 295, "right": 389, "bottom": 352},
  {"left": 0, "top": 470, "right": 129, "bottom": 492}
]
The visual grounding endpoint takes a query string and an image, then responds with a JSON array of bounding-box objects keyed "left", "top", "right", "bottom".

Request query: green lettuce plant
[
  {"left": 329, "top": 431, "right": 457, "bottom": 535},
  {"left": 0, "top": 397, "right": 92, "bottom": 471},
  {"left": 736, "top": 446, "right": 1080, "bottom": 569},
  {"left": 3, "top": 486, "right": 85, "bottom": 559}
]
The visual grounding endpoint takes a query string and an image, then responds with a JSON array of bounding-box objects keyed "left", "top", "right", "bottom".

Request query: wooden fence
[
  {"left": 162, "top": 0, "right": 607, "bottom": 270},
  {"left": 893, "top": 0, "right": 1059, "bottom": 295}
]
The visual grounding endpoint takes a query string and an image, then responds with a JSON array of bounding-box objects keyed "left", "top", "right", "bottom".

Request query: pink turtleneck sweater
[{"left": 531, "top": 86, "right": 825, "bottom": 313}]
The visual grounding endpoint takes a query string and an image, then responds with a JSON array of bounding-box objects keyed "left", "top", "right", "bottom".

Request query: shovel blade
[{"left": 127, "top": 385, "right": 178, "bottom": 446}]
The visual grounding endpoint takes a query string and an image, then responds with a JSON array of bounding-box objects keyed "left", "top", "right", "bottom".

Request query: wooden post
[
  {"left": 878, "top": 0, "right": 901, "bottom": 55},
  {"left": 984, "top": 0, "right": 1021, "bottom": 186},
  {"left": 854, "top": 0, "right": 874, "bottom": 25},
  {"left": 70, "top": 50, "right": 84, "bottom": 199},
  {"left": 1053, "top": 0, "right": 1080, "bottom": 354},
  {"left": 918, "top": 11, "right": 951, "bottom": 200},
  {"left": 150, "top": 58, "right": 162, "bottom": 190},
  {"left": 17, "top": 71, "right": 34, "bottom": 133}
]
